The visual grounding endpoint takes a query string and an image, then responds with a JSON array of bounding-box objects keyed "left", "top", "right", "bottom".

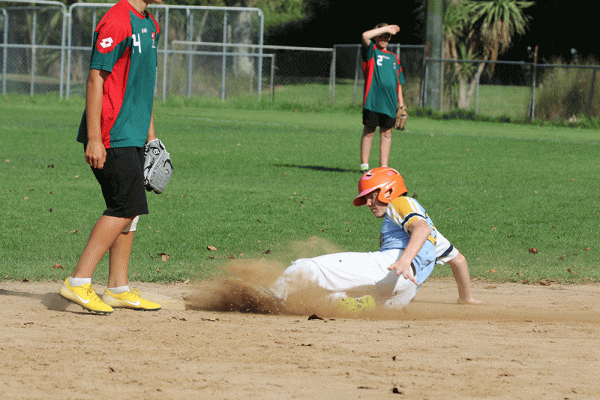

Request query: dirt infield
[{"left": 1, "top": 278, "right": 599, "bottom": 399}]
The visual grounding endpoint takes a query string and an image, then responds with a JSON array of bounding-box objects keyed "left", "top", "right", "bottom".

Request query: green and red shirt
[
  {"left": 77, "top": 0, "right": 160, "bottom": 148},
  {"left": 361, "top": 41, "right": 405, "bottom": 119}
]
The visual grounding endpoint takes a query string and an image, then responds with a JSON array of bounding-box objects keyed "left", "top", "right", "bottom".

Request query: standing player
[
  {"left": 360, "top": 23, "right": 405, "bottom": 173},
  {"left": 265, "top": 167, "right": 484, "bottom": 313},
  {"left": 59, "top": 0, "right": 163, "bottom": 314}
]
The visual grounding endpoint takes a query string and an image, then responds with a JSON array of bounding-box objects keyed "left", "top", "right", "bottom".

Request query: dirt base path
[{"left": 1, "top": 278, "right": 599, "bottom": 399}]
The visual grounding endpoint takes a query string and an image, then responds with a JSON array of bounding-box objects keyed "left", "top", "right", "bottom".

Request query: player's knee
[
  {"left": 450, "top": 251, "right": 467, "bottom": 267},
  {"left": 362, "top": 127, "right": 376, "bottom": 138}
]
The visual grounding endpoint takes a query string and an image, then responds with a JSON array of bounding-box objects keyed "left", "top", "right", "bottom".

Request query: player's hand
[
  {"left": 387, "top": 25, "right": 400, "bottom": 35},
  {"left": 388, "top": 260, "right": 417, "bottom": 285},
  {"left": 85, "top": 140, "right": 106, "bottom": 169}
]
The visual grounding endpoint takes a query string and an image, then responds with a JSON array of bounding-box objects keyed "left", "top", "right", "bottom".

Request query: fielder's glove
[
  {"left": 394, "top": 104, "right": 408, "bottom": 130},
  {"left": 143, "top": 138, "right": 173, "bottom": 194}
]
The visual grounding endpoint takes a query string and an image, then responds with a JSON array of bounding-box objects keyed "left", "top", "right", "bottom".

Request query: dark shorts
[
  {"left": 89, "top": 146, "right": 148, "bottom": 218},
  {"left": 363, "top": 109, "right": 395, "bottom": 130}
]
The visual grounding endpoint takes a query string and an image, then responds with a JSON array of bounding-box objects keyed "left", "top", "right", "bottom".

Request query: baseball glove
[
  {"left": 394, "top": 104, "right": 408, "bottom": 130},
  {"left": 143, "top": 138, "right": 173, "bottom": 194}
]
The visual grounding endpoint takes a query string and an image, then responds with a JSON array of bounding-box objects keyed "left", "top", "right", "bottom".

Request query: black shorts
[
  {"left": 363, "top": 109, "right": 395, "bottom": 130},
  {"left": 90, "top": 146, "right": 148, "bottom": 218}
]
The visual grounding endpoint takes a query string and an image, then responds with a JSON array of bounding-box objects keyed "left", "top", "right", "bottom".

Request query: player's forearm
[
  {"left": 451, "top": 265, "right": 472, "bottom": 301},
  {"left": 399, "top": 223, "right": 430, "bottom": 265},
  {"left": 447, "top": 254, "right": 480, "bottom": 304},
  {"left": 397, "top": 86, "right": 405, "bottom": 107},
  {"left": 146, "top": 108, "right": 157, "bottom": 143}
]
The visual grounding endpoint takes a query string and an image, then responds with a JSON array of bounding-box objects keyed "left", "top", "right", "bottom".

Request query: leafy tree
[{"left": 426, "top": 0, "right": 534, "bottom": 109}]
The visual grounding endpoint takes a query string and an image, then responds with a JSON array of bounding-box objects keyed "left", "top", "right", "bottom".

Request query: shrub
[{"left": 535, "top": 57, "right": 600, "bottom": 121}]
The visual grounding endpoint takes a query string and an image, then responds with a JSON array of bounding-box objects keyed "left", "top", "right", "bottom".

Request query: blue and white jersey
[{"left": 379, "top": 196, "right": 438, "bottom": 285}]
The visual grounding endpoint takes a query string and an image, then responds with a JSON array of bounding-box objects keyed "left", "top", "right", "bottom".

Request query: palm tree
[{"left": 440, "top": 0, "right": 534, "bottom": 109}]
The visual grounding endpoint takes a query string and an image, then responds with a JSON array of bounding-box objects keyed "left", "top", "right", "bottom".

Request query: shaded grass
[{"left": 1, "top": 95, "right": 599, "bottom": 285}]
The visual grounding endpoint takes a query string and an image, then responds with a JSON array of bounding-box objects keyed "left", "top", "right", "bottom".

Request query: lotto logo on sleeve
[{"left": 99, "top": 37, "right": 114, "bottom": 49}]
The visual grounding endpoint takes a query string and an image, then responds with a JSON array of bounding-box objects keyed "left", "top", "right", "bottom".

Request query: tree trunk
[
  {"left": 457, "top": 63, "right": 485, "bottom": 110},
  {"left": 231, "top": 10, "right": 254, "bottom": 78}
]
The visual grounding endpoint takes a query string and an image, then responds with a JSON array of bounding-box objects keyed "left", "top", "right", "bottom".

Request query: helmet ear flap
[
  {"left": 354, "top": 167, "right": 408, "bottom": 206},
  {"left": 377, "top": 188, "right": 393, "bottom": 204}
]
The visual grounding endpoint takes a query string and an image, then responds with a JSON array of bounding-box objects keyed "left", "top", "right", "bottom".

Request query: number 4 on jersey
[{"left": 132, "top": 33, "right": 142, "bottom": 53}]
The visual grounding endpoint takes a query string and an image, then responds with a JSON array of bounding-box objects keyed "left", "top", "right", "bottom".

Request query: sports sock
[
  {"left": 107, "top": 285, "right": 130, "bottom": 294},
  {"left": 69, "top": 277, "right": 92, "bottom": 287}
]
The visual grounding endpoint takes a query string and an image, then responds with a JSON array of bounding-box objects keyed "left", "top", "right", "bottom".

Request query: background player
[
  {"left": 59, "top": 0, "right": 163, "bottom": 314},
  {"left": 360, "top": 23, "right": 406, "bottom": 173},
  {"left": 265, "top": 167, "right": 484, "bottom": 313}
]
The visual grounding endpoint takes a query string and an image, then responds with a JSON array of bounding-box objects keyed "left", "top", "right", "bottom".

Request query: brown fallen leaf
[
  {"left": 53, "top": 263, "right": 64, "bottom": 269},
  {"left": 206, "top": 245, "right": 217, "bottom": 251},
  {"left": 529, "top": 248, "right": 538, "bottom": 254},
  {"left": 159, "top": 253, "right": 170, "bottom": 262}
]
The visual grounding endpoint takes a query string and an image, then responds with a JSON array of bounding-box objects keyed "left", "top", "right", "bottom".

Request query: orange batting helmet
[{"left": 353, "top": 167, "right": 408, "bottom": 206}]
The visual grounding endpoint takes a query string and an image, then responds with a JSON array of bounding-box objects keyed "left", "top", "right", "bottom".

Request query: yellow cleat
[
  {"left": 101, "top": 288, "right": 161, "bottom": 311},
  {"left": 335, "top": 295, "right": 376, "bottom": 314},
  {"left": 59, "top": 278, "right": 113, "bottom": 314}
]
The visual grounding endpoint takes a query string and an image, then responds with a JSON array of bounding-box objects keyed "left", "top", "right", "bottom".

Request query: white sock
[
  {"left": 360, "top": 163, "right": 369, "bottom": 171},
  {"left": 107, "top": 285, "right": 130, "bottom": 294},
  {"left": 69, "top": 277, "right": 91, "bottom": 287}
]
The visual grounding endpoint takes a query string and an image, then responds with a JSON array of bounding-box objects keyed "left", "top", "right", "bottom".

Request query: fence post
[
  {"left": 221, "top": 11, "right": 227, "bottom": 100},
  {"left": 527, "top": 45, "right": 538, "bottom": 122},
  {"left": 186, "top": 8, "right": 193, "bottom": 97},
  {"left": 329, "top": 47, "right": 335, "bottom": 102},
  {"left": 59, "top": 8, "right": 66, "bottom": 98},
  {"left": 587, "top": 68, "right": 597, "bottom": 116},
  {"left": 30, "top": 8, "right": 37, "bottom": 97},
  {"left": 420, "top": 42, "right": 429, "bottom": 108},
  {"left": 270, "top": 52, "right": 275, "bottom": 101},
  {"left": 161, "top": 6, "right": 169, "bottom": 101},
  {"left": 353, "top": 45, "right": 361, "bottom": 106},
  {"left": 2, "top": 8, "right": 8, "bottom": 96}
]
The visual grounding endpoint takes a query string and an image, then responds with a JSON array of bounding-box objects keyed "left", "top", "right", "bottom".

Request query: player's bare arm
[
  {"left": 447, "top": 253, "right": 486, "bottom": 305},
  {"left": 362, "top": 24, "right": 400, "bottom": 47},
  {"left": 146, "top": 108, "right": 157, "bottom": 143},
  {"left": 388, "top": 219, "right": 430, "bottom": 284},
  {"left": 397, "top": 85, "right": 405, "bottom": 108},
  {"left": 85, "top": 69, "right": 109, "bottom": 169}
]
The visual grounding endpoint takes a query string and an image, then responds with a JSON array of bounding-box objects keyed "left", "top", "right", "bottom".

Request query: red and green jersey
[
  {"left": 77, "top": 0, "right": 160, "bottom": 148},
  {"left": 361, "top": 41, "right": 405, "bottom": 119}
]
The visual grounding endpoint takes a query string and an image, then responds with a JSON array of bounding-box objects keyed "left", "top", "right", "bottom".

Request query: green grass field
[{"left": 1, "top": 95, "right": 599, "bottom": 285}]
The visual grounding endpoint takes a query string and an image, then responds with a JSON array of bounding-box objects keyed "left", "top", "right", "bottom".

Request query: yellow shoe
[
  {"left": 102, "top": 288, "right": 161, "bottom": 311},
  {"left": 59, "top": 278, "right": 113, "bottom": 314},
  {"left": 335, "top": 295, "right": 376, "bottom": 314}
]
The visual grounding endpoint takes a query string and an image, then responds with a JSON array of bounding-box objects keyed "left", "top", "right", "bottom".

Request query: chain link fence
[
  {"left": 427, "top": 58, "right": 600, "bottom": 120},
  {"left": 1, "top": 0, "right": 599, "bottom": 121},
  {"left": 0, "top": 0, "right": 268, "bottom": 100}
]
